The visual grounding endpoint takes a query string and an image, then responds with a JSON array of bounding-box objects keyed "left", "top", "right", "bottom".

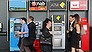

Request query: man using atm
[{"left": 18, "top": 18, "right": 31, "bottom": 52}]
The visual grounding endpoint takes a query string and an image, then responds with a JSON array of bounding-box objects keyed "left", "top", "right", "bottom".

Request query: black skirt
[
  {"left": 23, "top": 37, "right": 30, "bottom": 47},
  {"left": 70, "top": 29, "right": 79, "bottom": 49}
]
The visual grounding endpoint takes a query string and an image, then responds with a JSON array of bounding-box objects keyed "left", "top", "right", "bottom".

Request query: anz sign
[{"left": 49, "top": 1, "right": 67, "bottom": 10}]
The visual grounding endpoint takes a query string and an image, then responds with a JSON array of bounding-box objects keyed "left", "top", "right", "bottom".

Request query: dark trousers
[
  {"left": 41, "top": 44, "right": 52, "bottom": 52},
  {"left": 29, "top": 40, "right": 36, "bottom": 52},
  {"left": 65, "top": 36, "right": 71, "bottom": 52}
]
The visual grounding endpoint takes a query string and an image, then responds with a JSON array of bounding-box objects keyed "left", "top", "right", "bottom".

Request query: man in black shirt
[
  {"left": 66, "top": 15, "right": 75, "bottom": 52},
  {"left": 28, "top": 16, "right": 36, "bottom": 52}
]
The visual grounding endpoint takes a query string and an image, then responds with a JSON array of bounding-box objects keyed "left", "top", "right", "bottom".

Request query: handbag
[
  {"left": 81, "top": 27, "right": 86, "bottom": 35},
  {"left": 77, "top": 27, "right": 86, "bottom": 41},
  {"left": 40, "top": 35, "right": 51, "bottom": 45}
]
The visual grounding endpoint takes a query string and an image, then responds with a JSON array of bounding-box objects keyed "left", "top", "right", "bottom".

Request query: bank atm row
[{"left": 9, "top": 15, "right": 66, "bottom": 51}]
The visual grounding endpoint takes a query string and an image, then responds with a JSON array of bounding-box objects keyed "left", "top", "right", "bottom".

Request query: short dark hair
[
  {"left": 69, "top": 15, "right": 74, "bottom": 18},
  {"left": 21, "top": 17, "right": 27, "bottom": 23},
  {"left": 29, "top": 16, "right": 34, "bottom": 21}
]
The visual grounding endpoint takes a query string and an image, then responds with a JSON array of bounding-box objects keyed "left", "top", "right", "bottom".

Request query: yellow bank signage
[
  {"left": 60, "top": 2, "right": 65, "bottom": 8},
  {"left": 56, "top": 16, "right": 61, "bottom": 20},
  {"left": 49, "top": 0, "right": 66, "bottom": 10}
]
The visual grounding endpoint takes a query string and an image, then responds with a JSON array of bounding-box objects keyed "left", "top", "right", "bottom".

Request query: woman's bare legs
[{"left": 71, "top": 47, "right": 75, "bottom": 52}]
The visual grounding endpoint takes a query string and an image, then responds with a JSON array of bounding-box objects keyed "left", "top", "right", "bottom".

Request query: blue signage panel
[{"left": 9, "top": 0, "right": 26, "bottom": 11}]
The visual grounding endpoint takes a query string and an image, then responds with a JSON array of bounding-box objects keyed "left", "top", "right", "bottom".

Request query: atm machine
[
  {"left": 10, "top": 18, "right": 21, "bottom": 51},
  {"left": 51, "top": 15, "right": 65, "bottom": 49},
  {"left": 34, "top": 21, "right": 42, "bottom": 39}
]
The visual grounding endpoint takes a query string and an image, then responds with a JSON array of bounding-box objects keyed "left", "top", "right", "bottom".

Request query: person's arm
[
  {"left": 18, "top": 24, "right": 28, "bottom": 35},
  {"left": 70, "top": 26, "right": 73, "bottom": 31},
  {"left": 22, "top": 24, "right": 28, "bottom": 34},
  {"left": 18, "top": 32, "right": 27, "bottom": 34},
  {"left": 43, "top": 30, "right": 52, "bottom": 38},
  {"left": 76, "top": 24, "right": 80, "bottom": 34},
  {"left": 49, "top": 31, "right": 52, "bottom": 34}
]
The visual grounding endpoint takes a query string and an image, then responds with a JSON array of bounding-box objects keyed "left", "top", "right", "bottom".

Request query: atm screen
[
  {"left": 14, "top": 23, "right": 21, "bottom": 31},
  {"left": 54, "top": 26, "right": 61, "bottom": 31},
  {"left": 14, "top": 19, "right": 21, "bottom": 31}
]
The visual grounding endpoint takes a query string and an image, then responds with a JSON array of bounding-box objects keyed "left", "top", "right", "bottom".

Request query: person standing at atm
[
  {"left": 70, "top": 14, "right": 83, "bottom": 52},
  {"left": 28, "top": 16, "right": 36, "bottom": 52},
  {"left": 42, "top": 18, "right": 52, "bottom": 52},
  {"left": 18, "top": 18, "right": 31, "bottom": 52},
  {"left": 66, "top": 15, "right": 75, "bottom": 52},
  {"left": 68, "top": 15, "right": 76, "bottom": 52},
  {"left": 73, "top": 14, "right": 84, "bottom": 52}
]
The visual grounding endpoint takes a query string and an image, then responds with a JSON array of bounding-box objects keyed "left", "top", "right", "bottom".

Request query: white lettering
[{"left": 37, "top": 2, "right": 45, "bottom": 5}]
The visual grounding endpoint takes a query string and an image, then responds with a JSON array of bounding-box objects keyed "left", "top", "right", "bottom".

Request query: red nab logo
[{"left": 32, "top": 2, "right": 36, "bottom": 6}]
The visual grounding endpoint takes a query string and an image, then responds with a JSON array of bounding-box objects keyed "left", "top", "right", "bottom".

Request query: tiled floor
[
  {"left": 0, "top": 49, "right": 65, "bottom": 52},
  {"left": 1, "top": 49, "right": 92, "bottom": 52},
  {"left": 0, "top": 49, "right": 64, "bottom": 52}
]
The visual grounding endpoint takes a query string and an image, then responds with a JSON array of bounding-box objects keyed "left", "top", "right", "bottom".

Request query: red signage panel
[
  {"left": 70, "top": 0, "right": 88, "bottom": 10},
  {"left": 29, "top": 1, "right": 47, "bottom": 11}
]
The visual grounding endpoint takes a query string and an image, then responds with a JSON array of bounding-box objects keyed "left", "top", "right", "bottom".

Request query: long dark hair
[
  {"left": 74, "top": 14, "right": 80, "bottom": 22},
  {"left": 42, "top": 18, "right": 52, "bottom": 30},
  {"left": 74, "top": 14, "right": 81, "bottom": 27}
]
